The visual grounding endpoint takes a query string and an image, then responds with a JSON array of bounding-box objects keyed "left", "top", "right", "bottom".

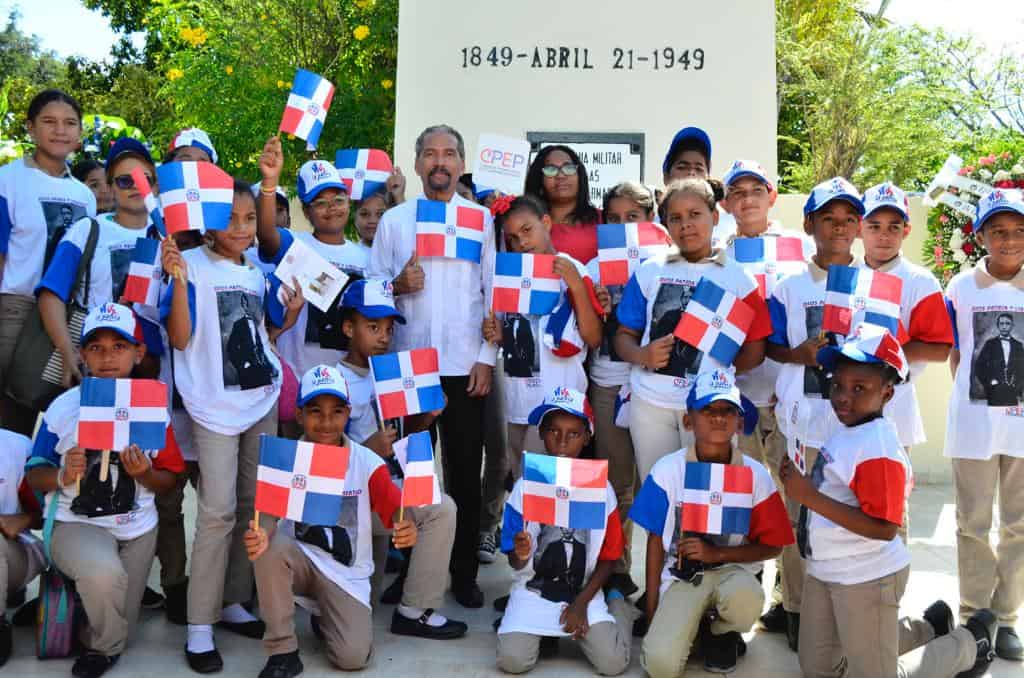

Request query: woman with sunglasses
[
  {"left": 524, "top": 145, "right": 602, "bottom": 263},
  {"left": 37, "top": 138, "right": 164, "bottom": 388}
]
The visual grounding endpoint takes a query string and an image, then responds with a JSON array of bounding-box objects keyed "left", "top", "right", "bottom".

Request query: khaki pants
[
  {"left": 480, "top": 367, "right": 509, "bottom": 533},
  {"left": 629, "top": 396, "right": 694, "bottom": 482},
  {"left": 49, "top": 522, "right": 156, "bottom": 656},
  {"left": 0, "top": 535, "right": 40, "bottom": 614},
  {"left": 255, "top": 530, "right": 372, "bottom": 669},
  {"left": 737, "top": 404, "right": 786, "bottom": 603},
  {"left": 799, "top": 567, "right": 977, "bottom": 678},
  {"left": 590, "top": 382, "right": 637, "bottom": 574},
  {"left": 0, "top": 293, "right": 39, "bottom": 435},
  {"left": 187, "top": 405, "right": 278, "bottom": 624},
  {"left": 370, "top": 493, "right": 456, "bottom": 608},
  {"left": 642, "top": 566, "right": 764, "bottom": 677},
  {"left": 497, "top": 596, "right": 632, "bottom": 675},
  {"left": 953, "top": 454, "right": 1024, "bottom": 623},
  {"left": 154, "top": 460, "right": 200, "bottom": 589}
]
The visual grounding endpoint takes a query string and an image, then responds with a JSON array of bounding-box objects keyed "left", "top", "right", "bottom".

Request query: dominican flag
[
  {"left": 77, "top": 378, "right": 169, "bottom": 451},
  {"left": 131, "top": 166, "right": 165, "bottom": 236},
  {"left": 279, "top": 68, "right": 335, "bottom": 148},
  {"left": 156, "top": 161, "right": 234, "bottom": 234},
  {"left": 733, "top": 236, "right": 805, "bottom": 298},
  {"left": 122, "top": 238, "right": 161, "bottom": 307},
  {"left": 255, "top": 435, "right": 348, "bottom": 525},
  {"left": 823, "top": 265, "right": 903, "bottom": 337},
  {"left": 681, "top": 461, "right": 754, "bottom": 535},
  {"left": 414, "top": 199, "right": 486, "bottom": 263},
  {"left": 393, "top": 431, "right": 441, "bottom": 507},
  {"left": 673, "top": 278, "right": 755, "bottom": 366},
  {"left": 492, "top": 253, "right": 562, "bottom": 316},
  {"left": 335, "top": 148, "right": 392, "bottom": 200},
  {"left": 522, "top": 453, "right": 607, "bottom": 529},
  {"left": 370, "top": 348, "right": 445, "bottom": 419},
  {"left": 597, "top": 222, "right": 671, "bottom": 286}
]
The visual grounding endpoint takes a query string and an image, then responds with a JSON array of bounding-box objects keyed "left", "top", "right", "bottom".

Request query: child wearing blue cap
[
  {"left": 244, "top": 364, "right": 418, "bottom": 677},
  {"left": 944, "top": 187, "right": 1024, "bottom": 661},
  {"left": 254, "top": 136, "right": 368, "bottom": 378},
  {"left": 764, "top": 175, "right": 865, "bottom": 648},
  {"left": 780, "top": 324, "right": 998, "bottom": 678},
  {"left": 26, "top": 303, "right": 184, "bottom": 678},
  {"left": 334, "top": 278, "right": 466, "bottom": 640},
  {"left": 630, "top": 367, "right": 792, "bottom": 675},
  {"left": 496, "top": 386, "right": 631, "bottom": 675}
]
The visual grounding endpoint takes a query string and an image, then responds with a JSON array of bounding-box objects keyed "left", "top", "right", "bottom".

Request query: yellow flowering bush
[{"left": 353, "top": 25, "right": 370, "bottom": 41}]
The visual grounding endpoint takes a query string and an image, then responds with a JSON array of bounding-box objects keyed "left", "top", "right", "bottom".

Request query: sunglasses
[
  {"left": 310, "top": 195, "right": 349, "bottom": 210},
  {"left": 112, "top": 173, "right": 155, "bottom": 190},
  {"left": 541, "top": 163, "right": 578, "bottom": 178}
]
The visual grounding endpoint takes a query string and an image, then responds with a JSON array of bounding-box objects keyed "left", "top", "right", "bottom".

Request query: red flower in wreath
[
  {"left": 962, "top": 242, "right": 975, "bottom": 255},
  {"left": 996, "top": 180, "right": 1016, "bottom": 189},
  {"left": 961, "top": 223, "right": 974, "bottom": 235}
]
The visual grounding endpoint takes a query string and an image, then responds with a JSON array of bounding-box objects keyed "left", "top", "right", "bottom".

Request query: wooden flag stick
[
  {"left": 398, "top": 483, "right": 404, "bottom": 524},
  {"left": 99, "top": 450, "right": 111, "bottom": 482},
  {"left": 254, "top": 509, "right": 260, "bottom": 527}
]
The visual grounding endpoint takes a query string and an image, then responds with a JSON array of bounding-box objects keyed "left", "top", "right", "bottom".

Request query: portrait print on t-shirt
[
  {"left": 970, "top": 309, "right": 1024, "bottom": 406},
  {"left": 796, "top": 448, "right": 829, "bottom": 558},
  {"left": 295, "top": 494, "right": 359, "bottom": 566},
  {"left": 217, "top": 288, "right": 278, "bottom": 390},
  {"left": 503, "top": 314, "right": 541, "bottom": 378},
  {"left": 599, "top": 284, "right": 625, "bottom": 362},
  {"left": 305, "top": 302, "right": 347, "bottom": 351},
  {"left": 802, "top": 304, "right": 833, "bottom": 397},
  {"left": 526, "top": 525, "right": 589, "bottom": 604},
  {"left": 109, "top": 244, "right": 135, "bottom": 303},
  {"left": 650, "top": 282, "right": 703, "bottom": 379},
  {"left": 71, "top": 449, "right": 137, "bottom": 519},
  {"left": 40, "top": 199, "right": 89, "bottom": 265}
]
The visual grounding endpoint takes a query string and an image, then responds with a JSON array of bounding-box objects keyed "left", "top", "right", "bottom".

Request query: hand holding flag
[{"left": 673, "top": 278, "right": 755, "bottom": 366}]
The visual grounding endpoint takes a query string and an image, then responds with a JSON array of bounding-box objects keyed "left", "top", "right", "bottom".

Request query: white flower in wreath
[
  {"left": 949, "top": 230, "right": 964, "bottom": 250},
  {"left": 952, "top": 249, "right": 968, "bottom": 264},
  {"left": 1013, "top": 164, "right": 1024, "bottom": 177},
  {"left": 979, "top": 168, "right": 994, "bottom": 181},
  {"left": 995, "top": 169, "right": 1012, "bottom": 182}
]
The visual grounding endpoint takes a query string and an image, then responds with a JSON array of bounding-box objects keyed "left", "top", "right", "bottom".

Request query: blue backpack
[{"left": 36, "top": 495, "right": 82, "bottom": 659}]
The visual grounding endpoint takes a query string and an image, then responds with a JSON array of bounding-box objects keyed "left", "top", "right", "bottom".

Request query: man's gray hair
[{"left": 414, "top": 124, "right": 465, "bottom": 160}]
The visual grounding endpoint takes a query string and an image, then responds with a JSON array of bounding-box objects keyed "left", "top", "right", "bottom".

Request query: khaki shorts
[{"left": 0, "top": 293, "right": 35, "bottom": 391}]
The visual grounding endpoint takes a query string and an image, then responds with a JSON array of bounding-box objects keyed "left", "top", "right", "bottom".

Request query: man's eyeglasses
[
  {"left": 541, "top": 163, "right": 579, "bottom": 178},
  {"left": 112, "top": 173, "right": 155, "bottom": 190}
]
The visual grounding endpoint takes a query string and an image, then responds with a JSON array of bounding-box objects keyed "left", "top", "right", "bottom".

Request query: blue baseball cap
[
  {"left": 862, "top": 182, "right": 910, "bottom": 221},
  {"left": 974, "top": 188, "right": 1024, "bottom": 233},
  {"left": 816, "top": 324, "right": 909, "bottom": 382},
  {"left": 662, "top": 126, "right": 712, "bottom": 174},
  {"left": 803, "top": 177, "right": 865, "bottom": 216},
  {"left": 297, "top": 364, "right": 351, "bottom": 407},
  {"left": 297, "top": 160, "right": 348, "bottom": 203},
  {"left": 340, "top": 278, "right": 406, "bottom": 324},
  {"left": 723, "top": 159, "right": 773, "bottom": 191},
  {"left": 527, "top": 386, "right": 594, "bottom": 433},
  {"left": 81, "top": 302, "right": 142, "bottom": 345},
  {"left": 686, "top": 369, "right": 758, "bottom": 435},
  {"left": 106, "top": 137, "right": 154, "bottom": 175}
]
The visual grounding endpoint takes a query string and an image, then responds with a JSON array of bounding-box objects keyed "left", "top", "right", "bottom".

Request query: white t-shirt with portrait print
[
  {"left": 0, "top": 157, "right": 96, "bottom": 295},
  {"left": 944, "top": 259, "right": 1024, "bottom": 460},
  {"left": 161, "top": 245, "right": 281, "bottom": 435}
]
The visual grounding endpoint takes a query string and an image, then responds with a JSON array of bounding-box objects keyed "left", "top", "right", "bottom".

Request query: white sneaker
[{"left": 477, "top": 531, "right": 497, "bottom": 564}]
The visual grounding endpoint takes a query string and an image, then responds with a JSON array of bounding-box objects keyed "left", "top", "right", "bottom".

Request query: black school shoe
[
  {"left": 142, "top": 586, "right": 166, "bottom": 610},
  {"left": 390, "top": 609, "right": 468, "bottom": 640},
  {"left": 759, "top": 602, "right": 788, "bottom": 633},
  {"left": 72, "top": 652, "right": 120, "bottom": 678},
  {"left": 0, "top": 620, "right": 11, "bottom": 668},
  {"left": 923, "top": 600, "right": 954, "bottom": 637},
  {"left": 185, "top": 646, "right": 224, "bottom": 674},
  {"left": 258, "top": 650, "right": 303, "bottom": 678},
  {"left": 704, "top": 631, "right": 739, "bottom": 674},
  {"left": 216, "top": 618, "right": 266, "bottom": 639},
  {"left": 452, "top": 581, "right": 484, "bottom": 608},
  {"left": 956, "top": 608, "right": 996, "bottom": 678},
  {"left": 381, "top": 575, "right": 405, "bottom": 605},
  {"left": 996, "top": 626, "right": 1023, "bottom": 661}
]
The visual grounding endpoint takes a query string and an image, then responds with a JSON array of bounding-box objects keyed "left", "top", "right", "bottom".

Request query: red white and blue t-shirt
[
  {"left": 616, "top": 251, "right": 772, "bottom": 410},
  {"left": 278, "top": 439, "right": 400, "bottom": 608},
  {"left": 498, "top": 475, "right": 622, "bottom": 636},
  {"left": 629, "top": 448, "right": 792, "bottom": 593},
  {"left": 801, "top": 416, "right": 911, "bottom": 584},
  {"left": 28, "top": 386, "right": 185, "bottom": 541}
]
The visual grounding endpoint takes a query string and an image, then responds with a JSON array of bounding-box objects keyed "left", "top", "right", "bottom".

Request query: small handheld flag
[
  {"left": 597, "top": 222, "right": 671, "bottom": 286},
  {"left": 414, "top": 199, "right": 486, "bottom": 263},
  {"left": 255, "top": 435, "right": 348, "bottom": 525},
  {"left": 279, "top": 69, "right": 335, "bottom": 149},
  {"left": 77, "top": 378, "right": 169, "bottom": 451},
  {"left": 370, "top": 348, "right": 445, "bottom": 419},
  {"left": 492, "top": 253, "right": 562, "bottom": 316},
  {"left": 681, "top": 461, "right": 754, "bottom": 535},
  {"left": 790, "top": 438, "right": 807, "bottom": 474},
  {"left": 823, "top": 265, "right": 903, "bottom": 337},
  {"left": 521, "top": 452, "right": 607, "bottom": 529},
  {"left": 156, "top": 162, "right": 234, "bottom": 234},
  {"left": 673, "top": 278, "right": 755, "bottom": 366},
  {"left": 393, "top": 431, "right": 441, "bottom": 507},
  {"left": 130, "top": 166, "right": 165, "bottom": 236},
  {"left": 122, "top": 238, "right": 162, "bottom": 307},
  {"left": 335, "top": 148, "right": 392, "bottom": 200},
  {"left": 732, "top": 236, "right": 805, "bottom": 299}
]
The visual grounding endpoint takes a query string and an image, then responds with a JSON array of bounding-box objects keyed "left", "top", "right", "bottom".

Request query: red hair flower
[{"left": 490, "top": 193, "right": 516, "bottom": 218}]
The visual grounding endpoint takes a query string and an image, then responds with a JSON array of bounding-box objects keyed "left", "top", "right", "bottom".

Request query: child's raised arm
[
  {"left": 256, "top": 135, "right": 285, "bottom": 259},
  {"left": 162, "top": 236, "right": 193, "bottom": 350}
]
